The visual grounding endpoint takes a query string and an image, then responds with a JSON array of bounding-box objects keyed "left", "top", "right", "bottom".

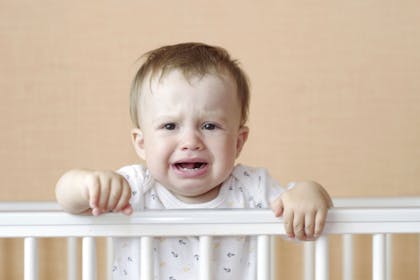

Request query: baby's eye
[
  {"left": 163, "top": 123, "right": 176, "bottom": 130},
  {"left": 202, "top": 123, "right": 217, "bottom": 130}
]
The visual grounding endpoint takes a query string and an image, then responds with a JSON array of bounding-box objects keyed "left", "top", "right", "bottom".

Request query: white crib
[{"left": 1, "top": 197, "right": 420, "bottom": 280}]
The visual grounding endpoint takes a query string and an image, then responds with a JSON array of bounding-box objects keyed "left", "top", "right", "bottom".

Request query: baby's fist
[
  {"left": 82, "top": 171, "right": 133, "bottom": 216},
  {"left": 271, "top": 181, "right": 333, "bottom": 240}
]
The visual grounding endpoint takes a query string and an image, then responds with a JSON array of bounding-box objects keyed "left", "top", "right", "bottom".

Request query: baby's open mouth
[
  {"left": 175, "top": 162, "right": 208, "bottom": 170},
  {"left": 172, "top": 161, "right": 209, "bottom": 177}
]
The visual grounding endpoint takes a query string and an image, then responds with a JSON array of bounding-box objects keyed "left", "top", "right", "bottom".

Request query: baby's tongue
[{"left": 179, "top": 163, "right": 196, "bottom": 169}]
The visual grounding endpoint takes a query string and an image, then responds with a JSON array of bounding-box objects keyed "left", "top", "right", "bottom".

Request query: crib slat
[
  {"left": 141, "top": 236, "right": 153, "bottom": 280},
  {"left": 82, "top": 237, "right": 97, "bottom": 280},
  {"left": 315, "top": 236, "right": 329, "bottom": 280},
  {"left": 373, "top": 234, "right": 386, "bottom": 280},
  {"left": 106, "top": 237, "right": 114, "bottom": 280},
  {"left": 67, "top": 237, "right": 78, "bottom": 280},
  {"left": 24, "top": 237, "right": 38, "bottom": 280},
  {"left": 257, "top": 235, "right": 270, "bottom": 280},
  {"left": 199, "top": 236, "right": 213, "bottom": 280},
  {"left": 270, "top": 236, "right": 276, "bottom": 279},
  {"left": 342, "top": 234, "right": 353, "bottom": 280},
  {"left": 304, "top": 242, "right": 314, "bottom": 280}
]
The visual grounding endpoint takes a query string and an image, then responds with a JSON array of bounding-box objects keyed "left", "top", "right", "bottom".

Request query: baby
[{"left": 56, "top": 42, "right": 333, "bottom": 279}]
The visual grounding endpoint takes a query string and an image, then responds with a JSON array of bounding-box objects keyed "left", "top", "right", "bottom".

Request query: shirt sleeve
[
  {"left": 232, "top": 164, "right": 285, "bottom": 208},
  {"left": 116, "top": 164, "right": 149, "bottom": 211},
  {"left": 258, "top": 167, "right": 285, "bottom": 205}
]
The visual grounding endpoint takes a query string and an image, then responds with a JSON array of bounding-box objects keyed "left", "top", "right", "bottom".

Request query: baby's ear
[
  {"left": 235, "top": 126, "right": 249, "bottom": 158},
  {"left": 131, "top": 128, "right": 146, "bottom": 160}
]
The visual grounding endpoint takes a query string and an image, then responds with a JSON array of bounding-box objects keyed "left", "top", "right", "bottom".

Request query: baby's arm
[
  {"left": 270, "top": 181, "right": 333, "bottom": 241},
  {"left": 55, "top": 169, "right": 133, "bottom": 216}
]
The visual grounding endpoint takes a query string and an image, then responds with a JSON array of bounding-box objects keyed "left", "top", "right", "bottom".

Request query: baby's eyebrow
[{"left": 152, "top": 115, "right": 178, "bottom": 124}]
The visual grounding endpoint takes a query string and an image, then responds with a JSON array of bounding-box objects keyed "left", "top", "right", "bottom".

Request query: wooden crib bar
[
  {"left": 2, "top": 207, "right": 420, "bottom": 237},
  {"left": 82, "top": 237, "right": 96, "bottom": 280},
  {"left": 199, "top": 235, "right": 212, "bottom": 280},
  {"left": 24, "top": 237, "right": 38, "bottom": 280}
]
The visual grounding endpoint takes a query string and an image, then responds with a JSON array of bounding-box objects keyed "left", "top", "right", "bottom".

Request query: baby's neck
[{"left": 172, "top": 184, "right": 222, "bottom": 204}]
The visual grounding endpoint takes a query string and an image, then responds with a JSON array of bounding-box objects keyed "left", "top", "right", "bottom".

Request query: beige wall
[{"left": 1, "top": 1, "right": 419, "bottom": 279}]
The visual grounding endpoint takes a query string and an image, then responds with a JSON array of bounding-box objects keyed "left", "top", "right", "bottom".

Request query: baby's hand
[
  {"left": 270, "top": 181, "right": 333, "bottom": 241},
  {"left": 82, "top": 171, "right": 133, "bottom": 216}
]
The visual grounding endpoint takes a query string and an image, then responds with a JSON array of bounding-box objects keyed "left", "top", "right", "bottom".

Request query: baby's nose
[{"left": 180, "top": 129, "right": 204, "bottom": 151}]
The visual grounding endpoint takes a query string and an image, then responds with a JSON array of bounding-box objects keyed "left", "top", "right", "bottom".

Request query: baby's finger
[
  {"left": 107, "top": 177, "right": 123, "bottom": 211},
  {"left": 86, "top": 175, "right": 100, "bottom": 210},
  {"left": 304, "top": 213, "right": 316, "bottom": 240},
  {"left": 97, "top": 176, "right": 111, "bottom": 211},
  {"left": 91, "top": 208, "right": 103, "bottom": 216},
  {"left": 293, "top": 212, "right": 306, "bottom": 240},
  {"left": 114, "top": 179, "right": 132, "bottom": 213},
  {"left": 270, "top": 197, "right": 284, "bottom": 217},
  {"left": 121, "top": 204, "right": 133, "bottom": 215},
  {"left": 283, "top": 209, "right": 294, "bottom": 238},
  {"left": 314, "top": 208, "right": 328, "bottom": 237}
]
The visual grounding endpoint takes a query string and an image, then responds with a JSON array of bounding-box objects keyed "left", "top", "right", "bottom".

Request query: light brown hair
[{"left": 130, "top": 42, "right": 250, "bottom": 128}]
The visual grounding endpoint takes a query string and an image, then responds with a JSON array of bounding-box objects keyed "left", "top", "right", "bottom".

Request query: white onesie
[{"left": 112, "top": 164, "right": 284, "bottom": 280}]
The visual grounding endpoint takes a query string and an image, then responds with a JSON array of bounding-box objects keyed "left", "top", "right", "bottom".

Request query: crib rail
[
  {"left": 1, "top": 198, "right": 420, "bottom": 280},
  {"left": 1, "top": 207, "right": 420, "bottom": 237}
]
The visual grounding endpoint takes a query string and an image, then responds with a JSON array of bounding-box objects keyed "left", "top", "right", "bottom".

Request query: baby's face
[{"left": 132, "top": 70, "right": 248, "bottom": 203}]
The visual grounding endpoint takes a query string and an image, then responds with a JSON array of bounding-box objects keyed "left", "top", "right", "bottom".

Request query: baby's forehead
[
  {"left": 141, "top": 69, "right": 235, "bottom": 95},
  {"left": 135, "top": 68, "right": 241, "bottom": 126}
]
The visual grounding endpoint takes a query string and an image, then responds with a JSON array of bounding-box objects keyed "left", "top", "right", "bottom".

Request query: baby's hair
[{"left": 130, "top": 42, "right": 250, "bottom": 128}]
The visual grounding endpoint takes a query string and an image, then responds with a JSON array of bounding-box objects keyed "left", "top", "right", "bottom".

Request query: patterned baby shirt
[{"left": 112, "top": 164, "right": 284, "bottom": 280}]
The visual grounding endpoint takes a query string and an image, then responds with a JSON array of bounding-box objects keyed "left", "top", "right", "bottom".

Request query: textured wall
[{"left": 1, "top": 1, "right": 419, "bottom": 279}]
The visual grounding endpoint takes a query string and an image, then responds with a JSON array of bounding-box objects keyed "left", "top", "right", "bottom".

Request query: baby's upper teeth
[{"left": 179, "top": 163, "right": 203, "bottom": 169}]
